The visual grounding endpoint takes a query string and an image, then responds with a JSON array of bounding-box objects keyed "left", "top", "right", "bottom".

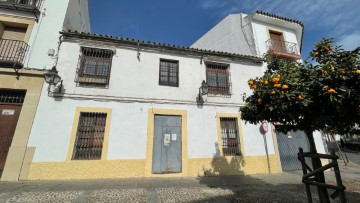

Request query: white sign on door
[
  {"left": 164, "top": 134, "right": 171, "bottom": 145},
  {"left": 2, "top": 109, "right": 15, "bottom": 115}
]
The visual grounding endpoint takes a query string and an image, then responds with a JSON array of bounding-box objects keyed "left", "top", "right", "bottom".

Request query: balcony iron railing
[
  {"left": 0, "top": 0, "right": 42, "bottom": 16},
  {"left": 266, "top": 39, "right": 300, "bottom": 58},
  {"left": 0, "top": 38, "right": 29, "bottom": 68}
]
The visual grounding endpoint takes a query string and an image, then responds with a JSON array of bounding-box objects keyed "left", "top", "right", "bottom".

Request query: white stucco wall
[
  {"left": 28, "top": 92, "right": 276, "bottom": 162},
  {"left": 251, "top": 20, "right": 299, "bottom": 57},
  {"left": 25, "top": 0, "right": 90, "bottom": 70},
  {"left": 314, "top": 131, "right": 326, "bottom": 153},
  {"left": 191, "top": 14, "right": 257, "bottom": 56},
  {"left": 63, "top": 0, "right": 91, "bottom": 32},
  {"left": 56, "top": 41, "right": 262, "bottom": 105}
]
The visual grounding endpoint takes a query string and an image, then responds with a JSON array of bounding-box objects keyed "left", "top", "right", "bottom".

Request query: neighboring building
[
  {"left": 192, "top": 11, "right": 303, "bottom": 59},
  {"left": 0, "top": 0, "right": 90, "bottom": 181},
  {"left": 193, "top": 11, "right": 327, "bottom": 171}
]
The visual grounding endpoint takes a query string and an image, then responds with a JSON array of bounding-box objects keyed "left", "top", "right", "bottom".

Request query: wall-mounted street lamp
[
  {"left": 197, "top": 80, "right": 209, "bottom": 107},
  {"left": 44, "top": 66, "right": 63, "bottom": 94}
]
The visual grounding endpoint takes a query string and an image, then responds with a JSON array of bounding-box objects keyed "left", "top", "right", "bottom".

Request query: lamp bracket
[{"left": 13, "top": 68, "right": 20, "bottom": 80}]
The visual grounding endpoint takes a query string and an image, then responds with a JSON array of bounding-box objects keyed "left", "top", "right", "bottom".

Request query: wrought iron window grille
[
  {"left": 220, "top": 117, "right": 241, "bottom": 156},
  {"left": 72, "top": 112, "right": 107, "bottom": 160},
  {"left": 266, "top": 39, "right": 300, "bottom": 56},
  {"left": 205, "top": 62, "right": 232, "bottom": 97},
  {"left": 0, "top": 0, "right": 43, "bottom": 21},
  {"left": 76, "top": 47, "right": 113, "bottom": 86},
  {"left": 0, "top": 39, "right": 29, "bottom": 69},
  {"left": 0, "top": 89, "right": 26, "bottom": 104}
]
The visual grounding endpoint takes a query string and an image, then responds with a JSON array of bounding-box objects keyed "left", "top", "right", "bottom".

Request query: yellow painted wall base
[
  {"left": 28, "top": 155, "right": 280, "bottom": 180},
  {"left": 188, "top": 155, "right": 280, "bottom": 177},
  {"left": 28, "top": 160, "right": 146, "bottom": 180}
]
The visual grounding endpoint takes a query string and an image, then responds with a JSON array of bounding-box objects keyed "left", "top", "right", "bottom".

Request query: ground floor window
[
  {"left": 220, "top": 117, "right": 240, "bottom": 156},
  {"left": 72, "top": 112, "right": 107, "bottom": 160}
]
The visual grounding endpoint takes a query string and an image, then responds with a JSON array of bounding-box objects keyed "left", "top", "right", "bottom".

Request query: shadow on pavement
[{"left": 195, "top": 151, "right": 360, "bottom": 203}]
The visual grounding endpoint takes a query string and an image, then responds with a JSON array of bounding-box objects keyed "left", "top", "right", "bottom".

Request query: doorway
[
  {"left": 152, "top": 115, "right": 182, "bottom": 174},
  {"left": 0, "top": 90, "right": 25, "bottom": 177}
]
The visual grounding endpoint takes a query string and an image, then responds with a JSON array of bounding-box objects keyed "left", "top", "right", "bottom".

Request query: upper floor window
[
  {"left": 72, "top": 112, "right": 107, "bottom": 160},
  {"left": 269, "top": 30, "right": 286, "bottom": 53},
  {"left": 267, "top": 30, "right": 300, "bottom": 59},
  {"left": 159, "top": 59, "right": 179, "bottom": 87},
  {"left": 206, "top": 62, "right": 231, "bottom": 95},
  {"left": 77, "top": 47, "right": 113, "bottom": 85}
]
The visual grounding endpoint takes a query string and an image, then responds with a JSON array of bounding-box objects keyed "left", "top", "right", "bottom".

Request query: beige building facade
[{"left": 0, "top": 0, "right": 90, "bottom": 181}]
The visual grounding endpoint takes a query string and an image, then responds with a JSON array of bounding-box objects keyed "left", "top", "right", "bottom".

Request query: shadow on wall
[{"left": 202, "top": 143, "right": 246, "bottom": 176}]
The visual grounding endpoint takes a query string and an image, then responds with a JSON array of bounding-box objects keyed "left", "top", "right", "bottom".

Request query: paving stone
[
  {"left": 156, "top": 187, "right": 215, "bottom": 203},
  {"left": 5, "top": 191, "right": 83, "bottom": 203},
  {"left": 85, "top": 189, "right": 146, "bottom": 203}
]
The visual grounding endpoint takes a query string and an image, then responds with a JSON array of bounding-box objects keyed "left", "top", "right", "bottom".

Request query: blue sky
[{"left": 88, "top": 0, "right": 360, "bottom": 57}]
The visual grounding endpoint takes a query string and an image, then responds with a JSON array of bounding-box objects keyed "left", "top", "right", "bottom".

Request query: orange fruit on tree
[
  {"left": 251, "top": 85, "right": 257, "bottom": 89},
  {"left": 323, "top": 85, "right": 329, "bottom": 90},
  {"left": 272, "top": 77, "right": 280, "bottom": 84},
  {"left": 297, "top": 95, "right": 303, "bottom": 101},
  {"left": 275, "top": 74, "right": 281, "bottom": 78},
  {"left": 313, "top": 51, "right": 320, "bottom": 57},
  {"left": 248, "top": 80, "right": 254, "bottom": 86},
  {"left": 271, "top": 90, "right": 276, "bottom": 95},
  {"left": 330, "top": 65, "right": 335, "bottom": 71},
  {"left": 258, "top": 98, "right": 262, "bottom": 104},
  {"left": 327, "top": 88, "right": 336, "bottom": 94},
  {"left": 281, "top": 84, "right": 289, "bottom": 90},
  {"left": 355, "top": 70, "right": 360, "bottom": 75},
  {"left": 263, "top": 80, "right": 269, "bottom": 85},
  {"left": 274, "top": 84, "right": 282, "bottom": 88}
]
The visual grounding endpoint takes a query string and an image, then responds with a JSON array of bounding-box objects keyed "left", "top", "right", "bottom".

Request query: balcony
[
  {"left": 266, "top": 39, "right": 301, "bottom": 59},
  {"left": 0, "top": 38, "right": 29, "bottom": 69},
  {"left": 0, "top": 0, "right": 42, "bottom": 17}
]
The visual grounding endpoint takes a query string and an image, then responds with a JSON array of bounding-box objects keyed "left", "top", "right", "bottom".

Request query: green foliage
[{"left": 240, "top": 38, "right": 360, "bottom": 134}]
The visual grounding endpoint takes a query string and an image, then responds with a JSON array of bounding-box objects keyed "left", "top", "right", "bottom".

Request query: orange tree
[{"left": 240, "top": 38, "right": 359, "bottom": 201}]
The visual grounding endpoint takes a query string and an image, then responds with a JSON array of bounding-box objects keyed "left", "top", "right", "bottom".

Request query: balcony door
[
  {"left": 2, "top": 26, "right": 26, "bottom": 41},
  {"left": 269, "top": 31, "right": 286, "bottom": 53},
  {"left": 0, "top": 26, "right": 27, "bottom": 65}
]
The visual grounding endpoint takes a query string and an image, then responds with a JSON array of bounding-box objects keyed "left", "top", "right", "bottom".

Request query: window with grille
[
  {"left": 206, "top": 62, "right": 231, "bottom": 95},
  {"left": 220, "top": 117, "right": 240, "bottom": 156},
  {"left": 159, "top": 59, "right": 179, "bottom": 87},
  {"left": 0, "top": 89, "right": 26, "bottom": 104},
  {"left": 72, "top": 112, "right": 107, "bottom": 160},
  {"left": 77, "top": 47, "right": 113, "bottom": 85}
]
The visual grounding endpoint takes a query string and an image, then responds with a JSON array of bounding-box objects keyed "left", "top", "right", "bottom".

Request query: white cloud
[
  {"left": 199, "top": 0, "right": 229, "bottom": 9},
  {"left": 198, "top": 0, "right": 360, "bottom": 39},
  {"left": 337, "top": 33, "right": 360, "bottom": 51}
]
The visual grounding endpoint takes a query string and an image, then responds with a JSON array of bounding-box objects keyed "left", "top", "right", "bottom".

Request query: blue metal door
[
  {"left": 276, "top": 130, "right": 311, "bottom": 171},
  {"left": 152, "top": 115, "right": 182, "bottom": 174}
]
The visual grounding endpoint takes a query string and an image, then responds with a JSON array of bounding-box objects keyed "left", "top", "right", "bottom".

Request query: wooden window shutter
[
  {"left": 2, "top": 27, "right": 27, "bottom": 41},
  {"left": 269, "top": 31, "right": 283, "bottom": 41}
]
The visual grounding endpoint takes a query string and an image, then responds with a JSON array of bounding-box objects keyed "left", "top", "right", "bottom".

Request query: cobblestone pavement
[
  {"left": 0, "top": 157, "right": 359, "bottom": 203},
  {"left": 1, "top": 180, "right": 360, "bottom": 203}
]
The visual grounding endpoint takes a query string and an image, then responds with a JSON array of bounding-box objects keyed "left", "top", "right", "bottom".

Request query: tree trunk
[{"left": 305, "top": 129, "right": 330, "bottom": 203}]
